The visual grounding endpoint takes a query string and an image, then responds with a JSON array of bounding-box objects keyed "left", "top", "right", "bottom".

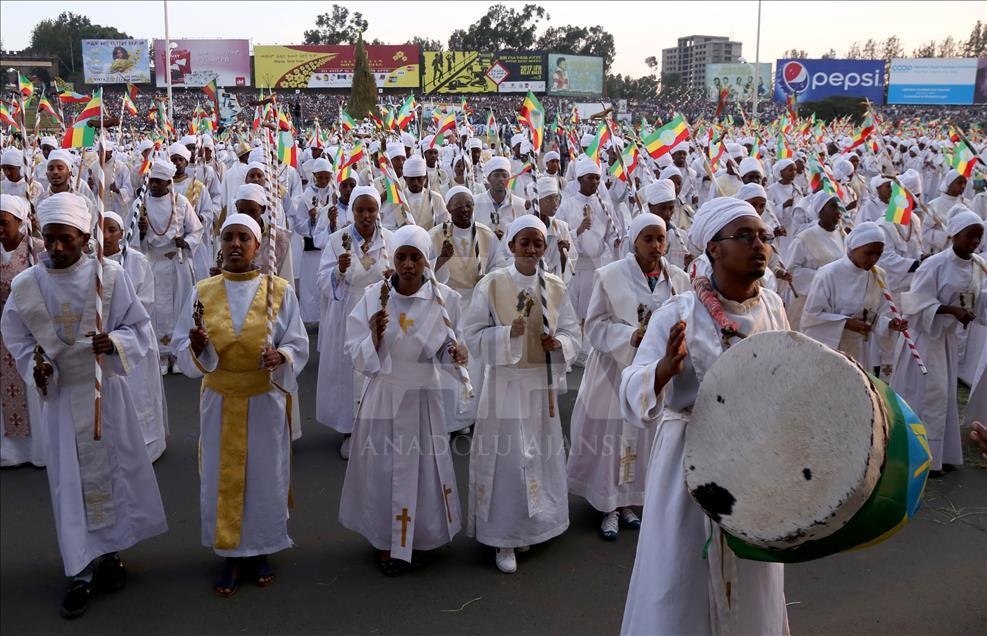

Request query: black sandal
[
  {"left": 61, "top": 579, "right": 94, "bottom": 619},
  {"left": 250, "top": 555, "right": 275, "bottom": 587},
  {"left": 376, "top": 552, "right": 406, "bottom": 577},
  {"left": 95, "top": 554, "right": 126, "bottom": 593},
  {"left": 213, "top": 558, "right": 241, "bottom": 598}
]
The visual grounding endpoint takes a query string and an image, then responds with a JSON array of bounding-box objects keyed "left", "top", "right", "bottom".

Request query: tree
[
  {"left": 860, "top": 39, "right": 879, "bottom": 59},
  {"left": 303, "top": 5, "right": 368, "bottom": 45},
  {"left": 912, "top": 40, "right": 937, "bottom": 58},
  {"left": 936, "top": 36, "right": 958, "bottom": 58},
  {"left": 844, "top": 42, "right": 862, "bottom": 59},
  {"left": 27, "top": 11, "right": 130, "bottom": 80},
  {"left": 781, "top": 49, "right": 808, "bottom": 59},
  {"left": 447, "top": 4, "right": 547, "bottom": 51},
  {"left": 881, "top": 36, "right": 904, "bottom": 63},
  {"left": 536, "top": 25, "right": 616, "bottom": 73},
  {"left": 348, "top": 35, "right": 377, "bottom": 121},
  {"left": 820, "top": 48, "right": 837, "bottom": 59},
  {"left": 962, "top": 20, "right": 986, "bottom": 57},
  {"left": 409, "top": 36, "right": 443, "bottom": 52}
]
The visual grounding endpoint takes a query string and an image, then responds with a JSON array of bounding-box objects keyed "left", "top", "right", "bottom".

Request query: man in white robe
[
  {"left": 924, "top": 170, "right": 968, "bottom": 254},
  {"left": 294, "top": 158, "right": 336, "bottom": 323},
  {"left": 786, "top": 191, "right": 847, "bottom": 329},
  {"left": 169, "top": 143, "right": 215, "bottom": 282},
  {"left": 1, "top": 193, "right": 167, "bottom": 618},
  {"left": 473, "top": 156, "right": 527, "bottom": 242},
  {"left": 619, "top": 197, "right": 789, "bottom": 635},
  {"left": 398, "top": 155, "right": 448, "bottom": 230}
]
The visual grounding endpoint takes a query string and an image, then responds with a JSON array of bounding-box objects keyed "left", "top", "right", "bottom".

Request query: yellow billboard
[
  {"left": 423, "top": 51, "right": 496, "bottom": 94},
  {"left": 253, "top": 44, "right": 420, "bottom": 89}
]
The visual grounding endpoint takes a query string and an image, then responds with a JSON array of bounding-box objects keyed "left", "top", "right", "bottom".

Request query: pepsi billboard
[{"left": 774, "top": 59, "right": 885, "bottom": 104}]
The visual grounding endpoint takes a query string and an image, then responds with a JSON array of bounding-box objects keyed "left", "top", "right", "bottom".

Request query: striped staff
[
  {"left": 537, "top": 258, "right": 557, "bottom": 418},
  {"left": 872, "top": 271, "right": 927, "bottom": 376},
  {"left": 123, "top": 152, "right": 154, "bottom": 264},
  {"left": 92, "top": 90, "right": 107, "bottom": 440},
  {"left": 260, "top": 126, "right": 280, "bottom": 353},
  {"left": 427, "top": 269, "right": 473, "bottom": 398}
]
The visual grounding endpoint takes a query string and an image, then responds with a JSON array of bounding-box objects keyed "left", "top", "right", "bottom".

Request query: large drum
[{"left": 684, "top": 331, "right": 930, "bottom": 563}]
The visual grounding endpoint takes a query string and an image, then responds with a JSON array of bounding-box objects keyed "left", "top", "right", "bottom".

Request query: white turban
[
  {"left": 833, "top": 159, "right": 855, "bottom": 181},
  {"left": 311, "top": 158, "right": 332, "bottom": 174},
  {"left": 484, "top": 156, "right": 511, "bottom": 177},
  {"left": 97, "top": 138, "right": 114, "bottom": 152},
  {"left": 420, "top": 135, "right": 435, "bottom": 149},
  {"left": 510, "top": 133, "right": 525, "bottom": 147},
  {"left": 179, "top": 135, "right": 196, "bottom": 146},
  {"left": 168, "top": 142, "right": 191, "bottom": 162},
  {"left": 688, "top": 197, "right": 760, "bottom": 250},
  {"left": 543, "top": 150, "right": 560, "bottom": 163},
  {"left": 246, "top": 161, "right": 266, "bottom": 176},
  {"left": 772, "top": 158, "right": 795, "bottom": 180},
  {"left": 536, "top": 176, "right": 559, "bottom": 196},
  {"left": 870, "top": 175, "right": 892, "bottom": 194},
  {"left": 940, "top": 169, "right": 963, "bottom": 194},
  {"left": 809, "top": 190, "right": 838, "bottom": 217},
  {"left": 735, "top": 183, "right": 767, "bottom": 202},
  {"left": 221, "top": 213, "right": 262, "bottom": 243},
  {"left": 466, "top": 138, "right": 482, "bottom": 150},
  {"left": 846, "top": 221, "right": 886, "bottom": 251},
  {"left": 103, "top": 210, "right": 125, "bottom": 230},
  {"left": 37, "top": 192, "right": 91, "bottom": 233},
  {"left": 0, "top": 193, "right": 30, "bottom": 220},
  {"left": 727, "top": 143, "right": 745, "bottom": 159},
  {"left": 444, "top": 185, "right": 474, "bottom": 207},
  {"left": 40, "top": 135, "right": 58, "bottom": 148},
  {"left": 386, "top": 142, "right": 405, "bottom": 160},
  {"left": 671, "top": 142, "right": 689, "bottom": 155},
  {"left": 738, "top": 157, "right": 763, "bottom": 177},
  {"left": 235, "top": 183, "right": 267, "bottom": 206},
  {"left": 659, "top": 165, "right": 682, "bottom": 181},
  {"left": 947, "top": 207, "right": 983, "bottom": 237},
  {"left": 149, "top": 159, "right": 177, "bottom": 180},
  {"left": 576, "top": 159, "right": 601, "bottom": 178},
  {"left": 136, "top": 139, "right": 153, "bottom": 153},
  {"left": 580, "top": 133, "right": 594, "bottom": 147},
  {"left": 1, "top": 148, "right": 23, "bottom": 166},
  {"left": 644, "top": 179, "right": 676, "bottom": 205},
  {"left": 628, "top": 212, "right": 666, "bottom": 244},
  {"left": 506, "top": 214, "right": 547, "bottom": 243},
  {"left": 46, "top": 149, "right": 75, "bottom": 170},
  {"left": 201, "top": 136, "right": 214, "bottom": 149},
  {"left": 351, "top": 185, "right": 381, "bottom": 208},
  {"left": 403, "top": 156, "right": 427, "bottom": 178},
  {"left": 248, "top": 148, "right": 266, "bottom": 164},
  {"left": 899, "top": 169, "right": 923, "bottom": 198},
  {"left": 391, "top": 224, "right": 433, "bottom": 261},
  {"left": 400, "top": 132, "right": 415, "bottom": 147}
]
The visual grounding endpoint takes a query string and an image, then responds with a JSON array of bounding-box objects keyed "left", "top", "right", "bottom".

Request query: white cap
[
  {"left": 235, "top": 183, "right": 267, "bottom": 206},
  {"left": 221, "top": 213, "right": 262, "bottom": 243},
  {"left": 179, "top": 135, "right": 196, "bottom": 146},
  {"left": 37, "top": 192, "right": 91, "bottom": 233},
  {"left": 506, "top": 214, "right": 547, "bottom": 243},
  {"left": 536, "top": 176, "right": 559, "bottom": 196},
  {"left": 391, "top": 224, "right": 433, "bottom": 261},
  {"left": 1, "top": 148, "right": 23, "bottom": 167},
  {"left": 484, "top": 156, "right": 511, "bottom": 176},
  {"left": 628, "top": 213, "right": 666, "bottom": 244},
  {"left": 149, "top": 159, "right": 177, "bottom": 180},
  {"left": 40, "top": 135, "right": 58, "bottom": 148},
  {"left": 168, "top": 142, "right": 191, "bottom": 162},
  {"left": 444, "top": 185, "right": 474, "bottom": 206},
  {"left": 403, "top": 155, "right": 427, "bottom": 178},
  {"left": 738, "top": 157, "right": 763, "bottom": 177},
  {"left": 386, "top": 142, "right": 405, "bottom": 160},
  {"left": 644, "top": 179, "right": 676, "bottom": 205},
  {"left": 846, "top": 221, "right": 886, "bottom": 251},
  {"left": 575, "top": 159, "right": 601, "bottom": 178},
  {"left": 311, "top": 158, "right": 332, "bottom": 174},
  {"left": 0, "top": 193, "right": 30, "bottom": 220}
]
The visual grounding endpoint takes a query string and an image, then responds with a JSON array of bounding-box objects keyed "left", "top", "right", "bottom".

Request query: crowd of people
[{"left": 0, "top": 96, "right": 985, "bottom": 633}]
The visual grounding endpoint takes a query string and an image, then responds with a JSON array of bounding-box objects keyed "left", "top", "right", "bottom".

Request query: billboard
[
  {"left": 705, "top": 63, "right": 772, "bottom": 102},
  {"left": 887, "top": 58, "right": 977, "bottom": 105},
  {"left": 977, "top": 57, "right": 987, "bottom": 104},
  {"left": 547, "top": 54, "right": 603, "bottom": 96},
  {"left": 154, "top": 39, "right": 251, "bottom": 88},
  {"left": 81, "top": 39, "right": 151, "bottom": 84},
  {"left": 423, "top": 51, "right": 496, "bottom": 94},
  {"left": 774, "top": 59, "right": 885, "bottom": 104},
  {"left": 487, "top": 52, "right": 545, "bottom": 93},
  {"left": 253, "top": 44, "right": 420, "bottom": 89}
]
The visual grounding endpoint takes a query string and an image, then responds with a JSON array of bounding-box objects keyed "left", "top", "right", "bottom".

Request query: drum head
[{"left": 685, "top": 331, "right": 888, "bottom": 550}]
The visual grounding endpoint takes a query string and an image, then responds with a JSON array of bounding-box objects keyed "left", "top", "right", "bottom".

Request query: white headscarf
[
  {"left": 738, "top": 157, "right": 763, "bottom": 177},
  {"left": 0, "top": 194, "right": 30, "bottom": 220},
  {"left": 870, "top": 175, "right": 892, "bottom": 194},
  {"left": 103, "top": 210, "right": 125, "bottom": 230},
  {"left": 444, "top": 185, "right": 473, "bottom": 207},
  {"left": 809, "top": 190, "right": 838, "bottom": 217},
  {"left": 235, "top": 183, "right": 267, "bottom": 206},
  {"left": 644, "top": 179, "right": 676, "bottom": 205},
  {"left": 351, "top": 185, "right": 381, "bottom": 208},
  {"left": 221, "top": 213, "right": 262, "bottom": 243},
  {"left": 735, "top": 183, "right": 767, "bottom": 202},
  {"left": 946, "top": 207, "right": 983, "bottom": 237},
  {"left": 940, "top": 169, "right": 963, "bottom": 194},
  {"left": 846, "top": 221, "right": 886, "bottom": 251},
  {"left": 506, "top": 215, "right": 547, "bottom": 243},
  {"left": 688, "top": 197, "right": 760, "bottom": 249},
  {"left": 391, "top": 224, "right": 433, "bottom": 261},
  {"left": 772, "top": 158, "right": 795, "bottom": 180},
  {"left": 37, "top": 192, "right": 91, "bottom": 233},
  {"left": 628, "top": 212, "right": 666, "bottom": 245}
]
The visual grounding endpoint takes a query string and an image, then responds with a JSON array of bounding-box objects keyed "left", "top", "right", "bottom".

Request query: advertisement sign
[
  {"left": 154, "top": 39, "right": 251, "bottom": 87},
  {"left": 774, "top": 58, "right": 885, "bottom": 104},
  {"left": 977, "top": 57, "right": 987, "bottom": 104},
  {"left": 82, "top": 39, "right": 151, "bottom": 84},
  {"left": 253, "top": 44, "right": 420, "bottom": 89},
  {"left": 489, "top": 52, "right": 545, "bottom": 93},
  {"left": 888, "top": 58, "right": 977, "bottom": 105},
  {"left": 423, "top": 51, "right": 496, "bottom": 94},
  {"left": 547, "top": 54, "right": 604, "bottom": 96},
  {"left": 705, "top": 63, "right": 772, "bottom": 102}
]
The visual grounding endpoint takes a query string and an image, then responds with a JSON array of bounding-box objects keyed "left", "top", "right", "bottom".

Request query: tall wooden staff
[{"left": 92, "top": 87, "right": 107, "bottom": 440}]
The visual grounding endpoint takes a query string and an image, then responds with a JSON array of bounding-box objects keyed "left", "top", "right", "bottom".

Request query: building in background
[{"left": 661, "top": 35, "right": 742, "bottom": 91}]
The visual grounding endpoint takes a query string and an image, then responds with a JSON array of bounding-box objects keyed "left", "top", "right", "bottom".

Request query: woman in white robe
[
  {"left": 618, "top": 197, "right": 789, "bottom": 635},
  {"left": 786, "top": 191, "right": 847, "bottom": 329},
  {"left": 1, "top": 193, "right": 167, "bottom": 618},
  {"left": 104, "top": 212, "right": 168, "bottom": 462},
  {"left": 1, "top": 194, "right": 47, "bottom": 467},
  {"left": 339, "top": 225, "right": 466, "bottom": 575},
  {"left": 315, "top": 186, "right": 394, "bottom": 458},
  {"left": 172, "top": 213, "right": 309, "bottom": 597},
  {"left": 567, "top": 214, "right": 689, "bottom": 540},
  {"left": 801, "top": 222, "right": 908, "bottom": 374},
  {"left": 924, "top": 170, "right": 968, "bottom": 254},
  {"left": 891, "top": 210, "right": 986, "bottom": 475},
  {"left": 293, "top": 158, "right": 336, "bottom": 324},
  {"left": 464, "top": 216, "right": 580, "bottom": 574}
]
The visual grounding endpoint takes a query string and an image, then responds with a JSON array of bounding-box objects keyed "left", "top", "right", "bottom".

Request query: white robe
[
  {"left": 464, "top": 265, "right": 580, "bottom": 548},
  {"left": 315, "top": 225, "right": 394, "bottom": 433},
  {"left": 172, "top": 175, "right": 215, "bottom": 282},
  {"left": 473, "top": 191, "right": 527, "bottom": 242},
  {"left": 785, "top": 224, "right": 846, "bottom": 329},
  {"left": 923, "top": 194, "right": 965, "bottom": 255},
  {"left": 294, "top": 184, "right": 336, "bottom": 324},
  {"left": 339, "top": 279, "right": 463, "bottom": 562},
  {"left": 567, "top": 254, "right": 689, "bottom": 512},
  {"left": 618, "top": 288, "right": 790, "bottom": 636},
  {"left": 108, "top": 248, "right": 168, "bottom": 461},
  {"left": 877, "top": 219, "right": 924, "bottom": 294},
  {"left": 891, "top": 250, "right": 987, "bottom": 470},
  {"left": 1, "top": 256, "right": 167, "bottom": 575},
  {"left": 172, "top": 272, "right": 309, "bottom": 556},
  {"left": 557, "top": 190, "right": 621, "bottom": 321}
]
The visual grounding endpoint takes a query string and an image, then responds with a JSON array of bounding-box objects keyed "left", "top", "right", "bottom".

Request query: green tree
[
  {"left": 303, "top": 5, "right": 369, "bottom": 45},
  {"left": 962, "top": 20, "right": 986, "bottom": 56},
  {"left": 447, "top": 4, "right": 548, "bottom": 51},
  {"left": 27, "top": 11, "right": 130, "bottom": 80},
  {"left": 409, "top": 36, "right": 443, "bottom": 52},
  {"left": 348, "top": 35, "right": 377, "bottom": 121},
  {"left": 536, "top": 25, "right": 616, "bottom": 73},
  {"left": 782, "top": 49, "right": 808, "bottom": 59},
  {"left": 912, "top": 40, "right": 937, "bottom": 58}
]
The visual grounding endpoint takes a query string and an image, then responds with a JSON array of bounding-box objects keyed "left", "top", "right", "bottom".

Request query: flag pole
[
  {"left": 752, "top": 0, "right": 762, "bottom": 123},
  {"left": 163, "top": 0, "right": 174, "bottom": 124},
  {"left": 92, "top": 86, "right": 107, "bottom": 440}
]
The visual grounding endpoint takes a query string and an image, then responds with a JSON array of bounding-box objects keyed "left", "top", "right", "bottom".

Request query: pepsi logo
[{"left": 782, "top": 61, "right": 809, "bottom": 93}]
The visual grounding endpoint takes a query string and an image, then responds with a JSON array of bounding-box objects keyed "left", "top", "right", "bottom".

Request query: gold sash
[
  {"left": 489, "top": 272, "right": 564, "bottom": 369},
  {"left": 197, "top": 270, "right": 288, "bottom": 550}
]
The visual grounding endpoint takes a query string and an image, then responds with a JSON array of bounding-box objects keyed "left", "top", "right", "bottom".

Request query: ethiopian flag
[
  {"left": 340, "top": 109, "right": 357, "bottom": 132},
  {"left": 432, "top": 111, "right": 457, "bottom": 147},
  {"left": 122, "top": 93, "right": 138, "bottom": 116},
  {"left": 18, "top": 74, "right": 34, "bottom": 98},
  {"left": 885, "top": 181, "right": 914, "bottom": 225},
  {"left": 776, "top": 135, "right": 793, "bottom": 159},
  {"left": 948, "top": 140, "right": 980, "bottom": 178},
  {"left": 584, "top": 121, "right": 611, "bottom": 166},
  {"left": 38, "top": 96, "right": 62, "bottom": 124},
  {"left": 485, "top": 110, "right": 497, "bottom": 142},
  {"left": 75, "top": 94, "right": 103, "bottom": 123},
  {"left": 0, "top": 103, "right": 17, "bottom": 128},
  {"left": 519, "top": 91, "right": 545, "bottom": 152},
  {"left": 277, "top": 131, "right": 298, "bottom": 168},
  {"left": 642, "top": 113, "right": 688, "bottom": 159},
  {"left": 394, "top": 94, "right": 416, "bottom": 131},
  {"left": 377, "top": 156, "right": 404, "bottom": 205},
  {"left": 201, "top": 79, "right": 218, "bottom": 102},
  {"left": 61, "top": 121, "right": 96, "bottom": 148},
  {"left": 59, "top": 90, "right": 90, "bottom": 104}
]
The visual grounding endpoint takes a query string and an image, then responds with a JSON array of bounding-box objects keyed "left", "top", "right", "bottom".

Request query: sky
[{"left": 1, "top": 0, "right": 984, "bottom": 77}]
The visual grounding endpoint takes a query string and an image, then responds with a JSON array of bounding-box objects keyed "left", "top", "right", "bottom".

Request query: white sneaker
[
  {"left": 600, "top": 511, "right": 619, "bottom": 541},
  {"left": 339, "top": 436, "right": 351, "bottom": 460},
  {"left": 620, "top": 508, "right": 641, "bottom": 529},
  {"left": 159, "top": 360, "right": 169, "bottom": 376},
  {"left": 495, "top": 548, "right": 516, "bottom": 573}
]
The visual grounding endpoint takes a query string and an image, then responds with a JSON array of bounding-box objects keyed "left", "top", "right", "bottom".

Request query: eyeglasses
[{"left": 711, "top": 231, "right": 775, "bottom": 246}]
